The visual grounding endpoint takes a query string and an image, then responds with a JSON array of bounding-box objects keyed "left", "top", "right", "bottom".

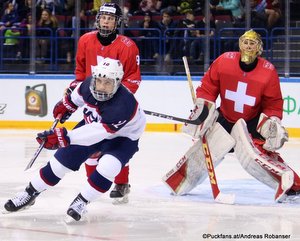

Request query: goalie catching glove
[
  {"left": 53, "top": 95, "right": 78, "bottom": 124},
  {"left": 36, "top": 127, "right": 70, "bottom": 150},
  {"left": 182, "top": 98, "right": 218, "bottom": 139},
  {"left": 256, "top": 113, "right": 288, "bottom": 152}
]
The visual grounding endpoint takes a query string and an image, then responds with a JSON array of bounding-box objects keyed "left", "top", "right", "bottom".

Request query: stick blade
[{"left": 215, "top": 192, "right": 235, "bottom": 205}]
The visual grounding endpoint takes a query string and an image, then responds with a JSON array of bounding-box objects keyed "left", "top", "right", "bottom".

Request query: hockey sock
[
  {"left": 85, "top": 163, "right": 97, "bottom": 177},
  {"left": 114, "top": 166, "right": 129, "bottom": 184}
]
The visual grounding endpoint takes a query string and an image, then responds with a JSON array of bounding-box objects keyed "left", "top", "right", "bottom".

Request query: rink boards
[{"left": 0, "top": 75, "right": 299, "bottom": 137}]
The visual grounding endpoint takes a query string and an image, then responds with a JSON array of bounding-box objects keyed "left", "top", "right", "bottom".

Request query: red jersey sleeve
[
  {"left": 75, "top": 32, "right": 90, "bottom": 82},
  {"left": 196, "top": 55, "right": 222, "bottom": 102},
  {"left": 117, "top": 36, "right": 141, "bottom": 93},
  {"left": 260, "top": 62, "right": 283, "bottom": 119}
]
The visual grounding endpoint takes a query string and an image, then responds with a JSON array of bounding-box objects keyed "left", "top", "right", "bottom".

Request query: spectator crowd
[{"left": 0, "top": 0, "right": 289, "bottom": 65}]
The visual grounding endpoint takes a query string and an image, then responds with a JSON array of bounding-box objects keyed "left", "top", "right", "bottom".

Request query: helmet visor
[{"left": 90, "top": 77, "right": 116, "bottom": 101}]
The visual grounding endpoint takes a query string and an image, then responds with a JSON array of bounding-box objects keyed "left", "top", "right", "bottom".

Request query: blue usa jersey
[{"left": 67, "top": 77, "right": 146, "bottom": 146}]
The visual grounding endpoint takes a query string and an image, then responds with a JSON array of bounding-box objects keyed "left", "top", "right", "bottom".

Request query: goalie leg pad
[
  {"left": 231, "top": 119, "right": 294, "bottom": 202},
  {"left": 275, "top": 170, "right": 294, "bottom": 202},
  {"left": 163, "top": 122, "right": 235, "bottom": 195}
]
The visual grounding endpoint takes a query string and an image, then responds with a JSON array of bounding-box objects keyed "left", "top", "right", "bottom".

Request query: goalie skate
[
  {"left": 278, "top": 190, "right": 300, "bottom": 204},
  {"left": 110, "top": 184, "right": 130, "bottom": 204},
  {"left": 66, "top": 193, "right": 89, "bottom": 222},
  {"left": 3, "top": 183, "right": 39, "bottom": 213}
]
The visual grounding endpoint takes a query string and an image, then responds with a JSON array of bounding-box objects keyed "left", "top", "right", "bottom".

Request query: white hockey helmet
[
  {"left": 90, "top": 58, "right": 124, "bottom": 101},
  {"left": 95, "top": 3, "right": 123, "bottom": 37}
]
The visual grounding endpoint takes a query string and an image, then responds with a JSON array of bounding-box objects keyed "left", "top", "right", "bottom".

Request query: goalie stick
[
  {"left": 24, "top": 114, "right": 62, "bottom": 171},
  {"left": 144, "top": 108, "right": 208, "bottom": 125},
  {"left": 182, "top": 56, "right": 196, "bottom": 103},
  {"left": 182, "top": 56, "right": 235, "bottom": 204}
]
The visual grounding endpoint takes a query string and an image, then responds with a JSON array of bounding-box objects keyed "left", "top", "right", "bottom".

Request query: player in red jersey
[
  {"left": 62, "top": 3, "right": 141, "bottom": 203},
  {"left": 196, "top": 32, "right": 283, "bottom": 125},
  {"left": 73, "top": 3, "right": 141, "bottom": 93},
  {"left": 164, "top": 29, "right": 300, "bottom": 203}
]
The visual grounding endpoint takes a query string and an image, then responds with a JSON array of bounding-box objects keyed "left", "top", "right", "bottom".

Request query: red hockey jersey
[
  {"left": 196, "top": 52, "right": 283, "bottom": 123},
  {"left": 75, "top": 31, "right": 141, "bottom": 93}
]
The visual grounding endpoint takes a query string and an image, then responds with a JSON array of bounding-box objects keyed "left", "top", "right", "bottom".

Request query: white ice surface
[{"left": 0, "top": 130, "right": 300, "bottom": 241}]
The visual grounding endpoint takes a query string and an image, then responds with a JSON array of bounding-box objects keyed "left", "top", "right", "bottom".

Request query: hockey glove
[
  {"left": 256, "top": 113, "right": 288, "bottom": 152},
  {"left": 53, "top": 95, "right": 78, "bottom": 124},
  {"left": 182, "top": 98, "right": 218, "bottom": 139},
  {"left": 64, "top": 79, "right": 82, "bottom": 96},
  {"left": 36, "top": 127, "right": 70, "bottom": 150}
]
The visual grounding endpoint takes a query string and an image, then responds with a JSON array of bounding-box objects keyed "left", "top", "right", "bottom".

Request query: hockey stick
[
  {"left": 182, "top": 56, "right": 235, "bottom": 204},
  {"left": 24, "top": 114, "right": 62, "bottom": 171},
  {"left": 182, "top": 56, "right": 196, "bottom": 103},
  {"left": 202, "top": 135, "right": 235, "bottom": 204},
  {"left": 144, "top": 108, "right": 208, "bottom": 125}
]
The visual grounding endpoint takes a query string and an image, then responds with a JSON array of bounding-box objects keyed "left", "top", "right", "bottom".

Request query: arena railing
[{"left": 0, "top": 27, "right": 299, "bottom": 76}]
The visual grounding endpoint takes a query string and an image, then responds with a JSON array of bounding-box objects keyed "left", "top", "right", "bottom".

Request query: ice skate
[
  {"left": 280, "top": 189, "right": 300, "bottom": 203},
  {"left": 4, "top": 183, "right": 40, "bottom": 213},
  {"left": 110, "top": 184, "right": 130, "bottom": 204},
  {"left": 66, "top": 193, "right": 89, "bottom": 222}
]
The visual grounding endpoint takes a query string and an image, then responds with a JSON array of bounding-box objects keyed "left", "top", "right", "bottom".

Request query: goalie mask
[
  {"left": 90, "top": 58, "right": 124, "bottom": 101},
  {"left": 95, "top": 3, "right": 123, "bottom": 37},
  {"left": 239, "top": 29, "right": 263, "bottom": 64}
]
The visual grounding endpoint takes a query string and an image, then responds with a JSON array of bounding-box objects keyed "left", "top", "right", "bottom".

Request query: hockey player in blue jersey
[{"left": 4, "top": 58, "right": 146, "bottom": 221}]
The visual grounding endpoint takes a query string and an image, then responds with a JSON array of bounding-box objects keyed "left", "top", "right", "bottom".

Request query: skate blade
[
  {"left": 280, "top": 195, "right": 300, "bottom": 204},
  {"left": 112, "top": 195, "right": 129, "bottom": 205},
  {"left": 1, "top": 208, "right": 12, "bottom": 214},
  {"left": 64, "top": 214, "right": 88, "bottom": 224},
  {"left": 1, "top": 203, "right": 33, "bottom": 214},
  {"left": 64, "top": 215, "right": 77, "bottom": 224}
]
